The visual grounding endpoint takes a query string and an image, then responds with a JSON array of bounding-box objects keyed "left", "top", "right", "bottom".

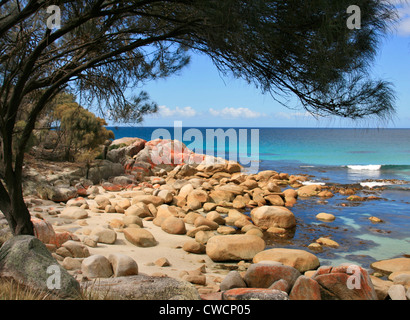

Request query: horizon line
[{"left": 106, "top": 125, "right": 410, "bottom": 129}]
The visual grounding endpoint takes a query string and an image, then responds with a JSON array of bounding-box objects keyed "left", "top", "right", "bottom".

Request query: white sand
[{"left": 33, "top": 188, "right": 230, "bottom": 285}]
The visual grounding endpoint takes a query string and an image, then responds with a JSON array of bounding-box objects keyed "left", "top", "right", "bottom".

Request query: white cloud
[
  {"left": 393, "top": 1, "right": 410, "bottom": 35},
  {"left": 274, "top": 111, "right": 313, "bottom": 120},
  {"left": 156, "top": 105, "right": 197, "bottom": 118},
  {"left": 398, "top": 18, "right": 410, "bottom": 35},
  {"left": 209, "top": 107, "right": 264, "bottom": 119}
]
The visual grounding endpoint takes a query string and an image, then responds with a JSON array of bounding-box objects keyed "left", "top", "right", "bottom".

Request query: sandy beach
[{"left": 50, "top": 190, "right": 228, "bottom": 281}]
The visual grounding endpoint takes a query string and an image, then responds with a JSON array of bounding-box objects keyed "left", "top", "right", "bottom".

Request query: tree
[
  {"left": 45, "top": 93, "right": 115, "bottom": 161},
  {"left": 0, "top": 0, "right": 397, "bottom": 235}
]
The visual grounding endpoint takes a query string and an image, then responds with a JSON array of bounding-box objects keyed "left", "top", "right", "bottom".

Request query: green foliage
[
  {"left": 13, "top": 120, "right": 37, "bottom": 154},
  {"left": 41, "top": 93, "right": 114, "bottom": 162},
  {"left": 185, "top": 0, "right": 397, "bottom": 119},
  {"left": 0, "top": 0, "right": 397, "bottom": 129}
]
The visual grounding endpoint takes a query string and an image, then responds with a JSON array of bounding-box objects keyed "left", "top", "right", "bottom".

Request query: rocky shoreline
[{"left": 1, "top": 137, "right": 409, "bottom": 300}]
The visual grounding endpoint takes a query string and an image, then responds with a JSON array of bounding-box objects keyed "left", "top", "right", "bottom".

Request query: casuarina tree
[{"left": 0, "top": 0, "right": 397, "bottom": 235}]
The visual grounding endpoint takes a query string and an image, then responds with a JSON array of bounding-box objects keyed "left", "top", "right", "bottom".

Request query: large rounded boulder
[
  {"left": 250, "top": 206, "right": 296, "bottom": 230},
  {"left": 206, "top": 235, "right": 265, "bottom": 262}
]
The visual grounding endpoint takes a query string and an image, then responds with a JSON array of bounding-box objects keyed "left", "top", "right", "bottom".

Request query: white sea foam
[
  {"left": 301, "top": 180, "right": 326, "bottom": 186},
  {"left": 360, "top": 181, "right": 392, "bottom": 188},
  {"left": 360, "top": 179, "right": 407, "bottom": 188},
  {"left": 347, "top": 165, "right": 382, "bottom": 171}
]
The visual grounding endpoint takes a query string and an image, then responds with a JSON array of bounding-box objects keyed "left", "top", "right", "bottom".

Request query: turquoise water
[
  {"left": 108, "top": 126, "right": 410, "bottom": 182},
  {"left": 108, "top": 127, "right": 410, "bottom": 164},
  {"left": 108, "top": 126, "right": 410, "bottom": 268},
  {"left": 258, "top": 128, "right": 410, "bottom": 166}
]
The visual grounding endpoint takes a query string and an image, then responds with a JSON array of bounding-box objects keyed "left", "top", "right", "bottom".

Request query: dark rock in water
[
  {"left": 0, "top": 235, "right": 81, "bottom": 299},
  {"left": 368, "top": 227, "right": 391, "bottom": 235},
  {"left": 344, "top": 254, "right": 375, "bottom": 268},
  {"left": 347, "top": 195, "right": 365, "bottom": 201}
]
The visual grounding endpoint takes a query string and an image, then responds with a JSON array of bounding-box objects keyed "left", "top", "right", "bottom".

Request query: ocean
[{"left": 107, "top": 126, "right": 410, "bottom": 268}]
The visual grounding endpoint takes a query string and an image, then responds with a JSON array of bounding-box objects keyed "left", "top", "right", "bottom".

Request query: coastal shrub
[{"left": 31, "top": 93, "right": 114, "bottom": 162}]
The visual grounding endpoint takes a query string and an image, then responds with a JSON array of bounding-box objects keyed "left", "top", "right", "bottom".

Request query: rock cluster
[
  {"left": 213, "top": 261, "right": 378, "bottom": 300},
  {"left": 81, "top": 253, "right": 138, "bottom": 278},
  {"left": 8, "top": 136, "right": 409, "bottom": 300}
]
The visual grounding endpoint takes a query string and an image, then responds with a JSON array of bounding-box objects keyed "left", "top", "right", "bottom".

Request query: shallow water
[
  {"left": 258, "top": 184, "right": 410, "bottom": 269},
  {"left": 108, "top": 126, "right": 410, "bottom": 267}
]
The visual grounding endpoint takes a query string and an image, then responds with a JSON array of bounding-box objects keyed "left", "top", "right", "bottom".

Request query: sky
[{"left": 115, "top": 2, "right": 410, "bottom": 129}]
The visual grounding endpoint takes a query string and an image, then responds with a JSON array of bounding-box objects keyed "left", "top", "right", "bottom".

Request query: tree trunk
[
  {"left": 0, "top": 173, "right": 34, "bottom": 236},
  {"left": 0, "top": 115, "right": 34, "bottom": 235}
]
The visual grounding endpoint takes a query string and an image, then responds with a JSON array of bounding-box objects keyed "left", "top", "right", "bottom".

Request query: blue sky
[{"left": 120, "top": 3, "right": 410, "bottom": 129}]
